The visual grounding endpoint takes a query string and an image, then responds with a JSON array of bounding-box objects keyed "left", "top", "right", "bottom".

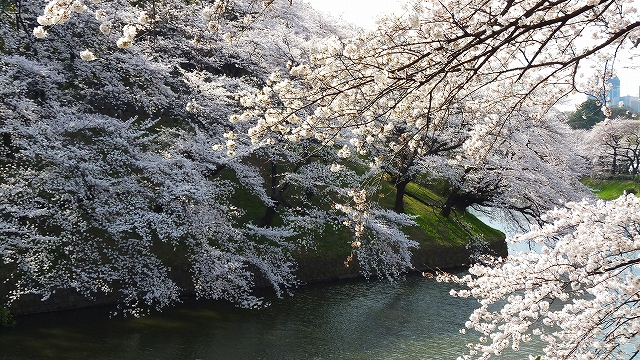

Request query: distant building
[
  {"left": 586, "top": 76, "right": 639, "bottom": 113},
  {"left": 619, "top": 96, "right": 640, "bottom": 112},
  {"left": 607, "top": 76, "right": 621, "bottom": 102},
  {"left": 603, "top": 76, "right": 640, "bottom": 112}
]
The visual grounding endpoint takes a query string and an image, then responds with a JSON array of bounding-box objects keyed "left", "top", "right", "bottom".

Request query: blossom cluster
[
  {"left": 5, "top": 0, "right": 352, "bottom": 315},
  {"left": 33, "top": 0, "right": 87, "bottom": 38},
  {"left": 441, "top": 194, "right": 640, "bottom": 359},
  {"left": 333, "top": 188, "right": 370, "bottom": 238},
  {"left": 237, "top": 0, "right": 639, "bottom": 169}
]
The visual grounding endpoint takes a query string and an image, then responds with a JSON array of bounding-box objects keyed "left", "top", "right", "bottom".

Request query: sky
[
  {"left": 305, "top": 0, "right": 639, "bottom": 102},
  {"left": 305, "top": 0, "right": 405, "bottom": 29}
]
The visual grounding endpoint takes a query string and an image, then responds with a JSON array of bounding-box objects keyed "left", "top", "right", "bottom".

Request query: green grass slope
[
  {"left": 376, "top": 181, "right": 504, "bottom": 248},
  {"left": 582, "top": 177, "right": 640, "bottom": 199},
  {"left": 292, "top": 178, "right": 506, "bottom": 281}
]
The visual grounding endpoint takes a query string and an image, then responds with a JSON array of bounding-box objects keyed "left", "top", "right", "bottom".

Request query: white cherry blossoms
[
  {"left": 333, "top": 189, "right": 370, "bottom": 238},
  {"left": 34, "top": 0, "right": 87, "bottom": 38},
  {"left": 240, "top": 0, "right": 638, "bottom": 175},
  {"left": 116, "top": 24, "right": 138, "bottom": 48},
  {"left": 441, "top": 194, "right": 640, "bottom": 359},
  {"left": 462, "top": 114, "right": 502, "bottom": 162},
  {"left": 333, "top": 186, "right": 418, "bottom": 278},
  {"left": 33, "top": 0, "right": 148, "bottom": 50},
  {"left": 333, "top": 188, "right": 370, "bottom": 268},
  {"left": 202, "top": 0, "right": 228, "bottom": 36},
  {"left": 222, "top": 131, "right": 237, "bottom": 157},
  {"left": 80, "top": 49, "right": 97, "bottom": 61},
  {"left": 244, "top": 73, "right": 317, "bottom": 146},
  {"left": 211, "top": 131, "right": 239, "bottom": 157}
]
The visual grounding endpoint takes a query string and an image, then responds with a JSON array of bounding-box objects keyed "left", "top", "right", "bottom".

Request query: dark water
[{"left": 0, "top": 274, "right": 543, "bottom": 360}]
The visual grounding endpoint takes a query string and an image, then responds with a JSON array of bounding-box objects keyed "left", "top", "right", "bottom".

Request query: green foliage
[
  {"left": 301, "top": 225, "right": 354, "bottom": 258},
  {"left": 567, "top": 99, "right": 636, "bottom": 129},
  {"left": 414, "top": 176, "right": 451, "bottom": 197},
  {"left": 567, "top": 99, "right": 603, "bottom": 129},
  {"left": 0, "top": 0, "right": 16, "bottom": 13},
  {"left": 581, "top": 177, "right": 640, "bottom": 199},
  {"left": 0, "top": 308, "right": 15, "bottom": 327}
]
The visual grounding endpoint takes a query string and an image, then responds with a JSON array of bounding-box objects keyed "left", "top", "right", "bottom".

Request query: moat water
[{"left": 0, "top": 274, "right": 545, "bottom": 360}]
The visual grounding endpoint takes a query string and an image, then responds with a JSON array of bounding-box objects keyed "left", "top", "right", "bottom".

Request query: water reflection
[
  {"left": 467, "top": 206, "right": 545, "bottom": 255},
  {"left": 0, "top": 275, "right": 542, "bottom": 360}
]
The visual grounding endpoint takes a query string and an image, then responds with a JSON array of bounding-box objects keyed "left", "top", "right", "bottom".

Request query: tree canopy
[
  {"left": 567, "top": 99, "right": 636, "bottom": 129},
  {"left": 1, "top": 0, "right": 639, "bottom": 358}
]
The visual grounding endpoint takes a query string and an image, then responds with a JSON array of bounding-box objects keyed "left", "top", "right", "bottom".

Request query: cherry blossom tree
[
  {"left": 238, "top": 0, "right": 639, "bottom": 153},
  {"left": 233, "top": 0, "right": 636, "bottom": 227},
  {"left": 0, "top": 108, "right": 302, "bottom": 313},
  {"left": 583, "top": 117, "right": 640, "bottom": 175},
  {"left": 433, "top": 111, "right": 592, "bottom": 221},
  {"left": 0, "top": 0, "right": 421, "bottom": 315},
  {"left": 222, "top": 2, "right": 638, "bottom": 358},
  {"left": 0, "top": 0, "right": 361, "bottom": 314},
  {"left": 3, "top": 6, "right": 639, "bottom": 359},
  {"left": 360, "top": 104, "right": 470, "bottom": 214},
  {"left": 441, "top": 194, "right": 640, "bottom": 360}
]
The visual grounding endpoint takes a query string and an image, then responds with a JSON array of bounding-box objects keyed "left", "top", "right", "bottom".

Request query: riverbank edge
[{"left": 3, "top": 238, "right": 507, "bottom": 317}]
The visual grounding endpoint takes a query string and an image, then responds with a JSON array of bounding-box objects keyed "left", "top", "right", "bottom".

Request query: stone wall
[{"left": 3, "top": 239, "right": 507, "bottom": 316}]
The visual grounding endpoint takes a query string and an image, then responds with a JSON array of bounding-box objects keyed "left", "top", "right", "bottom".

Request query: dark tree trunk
[
  {"left": 440, "top": 191, "right": 489, "bottom": 218},
  {"left": 1, "top": 132, "right": 14, "bottom": 159},
  {"left": 259, "top": 206, "right": 278, "bottom": 227},
  {"left": 259, "top": 161, "right": 280, "bottom": 227},
  {"left": 394, "top": 179, "right": 411, "bottom": 213},
  {"left": 441, "top": 199, "right": 453, "bottom": 218}
]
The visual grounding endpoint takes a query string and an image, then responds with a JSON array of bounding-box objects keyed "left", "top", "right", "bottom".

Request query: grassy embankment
[
  {"left": 223, "top": 162, "right": 505, "bottom": 265},
  {"left": 286, "top": 177, "right": 505, "bottom": 264},
  {"left": 382, "top": 180, "right": 504, "bottom": 248},
  {"left": 581, "top": 176, "right": 640, "bottom": 199}
]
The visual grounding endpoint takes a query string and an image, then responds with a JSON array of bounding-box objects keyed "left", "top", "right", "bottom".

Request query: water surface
[{"left": 0, "top": 274, "right": 542, "bottom": 360}]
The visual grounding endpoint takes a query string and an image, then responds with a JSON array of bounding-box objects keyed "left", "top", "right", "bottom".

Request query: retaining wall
[{"left": 3, "top": 239, "right": 507, "bottom": 315}]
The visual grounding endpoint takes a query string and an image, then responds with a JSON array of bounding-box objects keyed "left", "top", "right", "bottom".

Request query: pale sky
[
  {"left": 305, "top": 0, "right": 404, "bottom": 30},
  {"left": 305, "top": 0, "right": 639, "bottom": 100},
  {"left": 616, "top": 55, "right": 639, "bottom": 97}
]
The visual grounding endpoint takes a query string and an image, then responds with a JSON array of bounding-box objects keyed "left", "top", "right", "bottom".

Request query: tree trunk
[
  {"left": 259, "top": 161, "right": 280, "bottom": 227},
  {"left": 440, "top": 199, "right": 453, "bottom": 218},
  {"left": 440, "top": 191, "right": 479, "bottom": 218},
  {"left": 259, "top": 206, "right": 278, "bottom": 227},
  {"left": 394, "top": 179, "right": 411, "bottom": 213}
]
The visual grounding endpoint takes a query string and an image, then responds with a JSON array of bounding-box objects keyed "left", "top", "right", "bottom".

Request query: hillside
[{"left": 582, "top": 176, "right": 640, "bottom": 199}]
